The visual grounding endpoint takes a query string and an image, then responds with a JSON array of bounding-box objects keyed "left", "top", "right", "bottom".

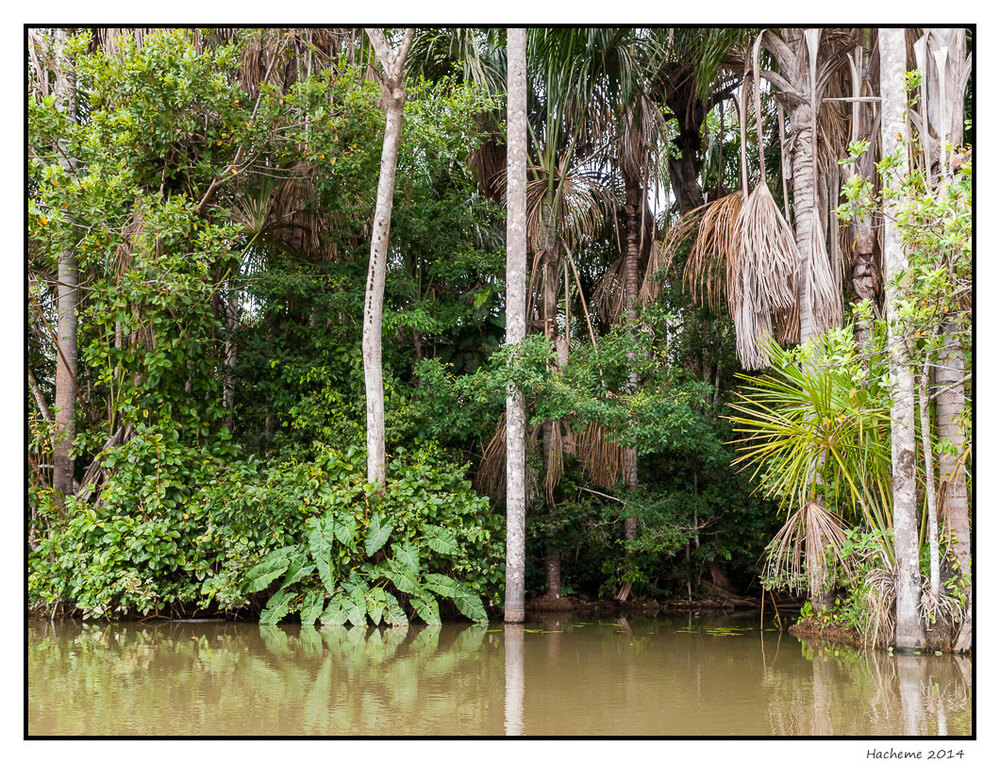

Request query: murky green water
[{"left": 28, "top": 613, "right": 971, "bottom": 736}]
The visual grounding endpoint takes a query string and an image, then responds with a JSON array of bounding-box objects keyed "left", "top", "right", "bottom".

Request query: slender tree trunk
[
  {"left": 920, "top": 27, "right": 971, "bottom": 653},
  {"left": 936, "top": 320, "right": 970, "bottom": 650},
  {"left": 504, "top": 26, "right": 528, "bottom": 624},
  {"left": 615, "top": 169, "right": 641, "bottom": 602},
  {"left": 361, "top": 28, "right": 414, "bottom": 486},
  {"left": 919, "top": 353, "right": 940, "bottom": 602},
  {"left": 51, "top": 29, "right": 78, "bottom": 502},
  {"left": 880, "top": 27, "right": 924, "bottom": 649},
  {"left": 788, "top": 102, "right": 821, "bottom": 344}
]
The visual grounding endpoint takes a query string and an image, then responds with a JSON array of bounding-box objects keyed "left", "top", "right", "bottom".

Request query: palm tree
[
  {"left": 915, "top": 27, "right": 971, "bottom": 652},
  {"left": 879, "top": 26, "right": 924, "bottom": 650},
  {"left": 504, "top": 26, "right": 528, "bottom": 624}
]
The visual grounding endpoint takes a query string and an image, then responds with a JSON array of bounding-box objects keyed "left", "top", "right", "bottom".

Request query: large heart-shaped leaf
[
  {"left": 243, "top": 546, "right": 295, "bottom": 593},
  {"left": 307, "top": 515, "right": 337, "bottom": 593},
  {"left": 422, "top": 524, "right": 458, "bottom": 555},
  {"left": 298, "top": 589, "right": 325, "bottom": 627},
  {"left": 260, "top": 589, "right": 295, "bottom": 625},
  {"left": 332, "top": 512, "right": 358, "bottom": 548},
  {"left": 364, "top": 514, "right": 393, "bottom": 557},
  {"left": 391, "top": 541, "right": 420, "bottom": 575},
  {"left": 410, "top": 595, "right": 441, "bottom": 625},
  {"left": 449, "top": 582, "right": 488, "bottom": 623},
  {"left": 319, "top": 593, "right": 349, "bottom": 626}
]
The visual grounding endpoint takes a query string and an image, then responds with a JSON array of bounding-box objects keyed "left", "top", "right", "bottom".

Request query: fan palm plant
[{"left": 727, "top": 330, "right": 895, "bottom": 606}]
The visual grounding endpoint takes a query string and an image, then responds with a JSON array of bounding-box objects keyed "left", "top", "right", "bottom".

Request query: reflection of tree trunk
[
  {"left": 881, "top": 27, "right": 925, "bottom": 650},
  {"left": 897, "top": 654, "right": 925, "bottom": 736},
  {"left": 503, "top": 624, "right": 525, "bottom": 736},
  {"left": 810, "top": 653, "right": 833, "bottom": 736},
  {"left": 503, "top": 27, "right": 528, "bottom": 624}
]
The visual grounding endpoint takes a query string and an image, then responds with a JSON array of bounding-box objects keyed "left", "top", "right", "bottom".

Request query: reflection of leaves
[
  {"left": 299, "top": 625, "right": 323, "bottom": 656},
  {"left": 451, "top": 622, "right": 488, "bottom": 653},
  {"left": 303, "top": 655, "right": 333, "bottom": 733},
  {"left": 259, "top": 624, "right": 291, "bottom": 656},
  {"left": 407, "top": 624, "right": 442, "bottom": 659}
]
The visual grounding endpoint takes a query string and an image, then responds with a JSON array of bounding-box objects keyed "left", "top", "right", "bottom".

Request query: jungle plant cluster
[{"left": 28, "top": 29, "right": 786, "bottom": 621}]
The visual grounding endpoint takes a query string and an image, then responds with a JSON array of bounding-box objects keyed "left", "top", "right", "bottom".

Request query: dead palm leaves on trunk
[
  {"left": 734, "top": 182, "right": 800, "bottom": 368},
  {"left": 762, "top": 500, "right": 853, "bottom": 599}
]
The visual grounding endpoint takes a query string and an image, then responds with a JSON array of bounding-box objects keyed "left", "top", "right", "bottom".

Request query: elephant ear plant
[{"left": 240, "top": 444, "right": 497, "bottom": 626}]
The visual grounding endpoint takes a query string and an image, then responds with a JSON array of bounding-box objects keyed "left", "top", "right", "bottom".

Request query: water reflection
[{"left": 28, "top": 616, "right": 971, "bottom": 736}]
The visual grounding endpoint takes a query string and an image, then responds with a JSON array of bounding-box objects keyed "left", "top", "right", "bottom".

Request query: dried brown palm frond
[
  {"left": 680, "top": 193, "right": 743, "bottom": 314},
  {"left": 862, "top": 566, "right": 897, "bottom": 648},
  {"left": 475, "top": 414, "right": 541, "bottom": 508},
  {"left": 762, "top": 500, "right": 853, "bottom": 598},
  {"left": 802, "top": 209, "right": 843, "bottom": 334},
  {"left": 524, "top": 161, "right": 611, "bottom": 255},
  {"left": 543, "top": 422, "right": 565, "bottom": 506},
  {"left": 576, "top": 421, "right": 627, "bottom": 490},
  {"left": 733, "top": 182, "right": 799, "bottom": 369},
  {"left": 475, "top": 415, "right": 507, "bottom": 500}
]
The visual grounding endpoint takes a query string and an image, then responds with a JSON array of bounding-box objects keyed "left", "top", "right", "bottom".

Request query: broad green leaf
[
  {"left": 307, "top": 515, "right": 337, "bottom": 593},
  {"left": 260, "top": 589, "right": 295, "bottom": 625},
  {"left": 367, "top": 590, "right": 385, "bottom": 626},
  {"left": 386, "top": 561, "right": 421, "bottom": 596},
  {"left": 424, "top": 572, "right": 457, "bottom": 598},
  {"left": 422, "top": 524, "right": 458, "bottom": 555},
  {"left": 319, "top": 593, "right": 349, "bottom": 626},
  {"left": 365, "top": 514, "right": 393, "bottom": 557},
  {"left": 299, "top": 589, "right": 325, "bottom": 626},
  {"left": 391, "top": 541, "right": 420, "bottom": 575},
  {"left": 282, "top": 555, "right": 315, "bottom": 588},
  {"left": 449, "top": 582, "right": 488, "bottom": 622},
  {"left": 410, "top": 595, "right": 441, "bottom": 625},
  {"left": 346, "top": 585, "right": 367, "bottom": 627},
  {"left": 243, "top": 546, "right": 294, "bottom": 593},
  {"left": 332, "top": 513, "right": 358, "bottom": 548},
  {"left": 382, "top": 595, "right": 408, "bottom": 626}
]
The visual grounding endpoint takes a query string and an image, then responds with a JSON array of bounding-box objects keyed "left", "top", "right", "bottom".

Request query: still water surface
[{"left": 28, "top": 614, "right": 971, "bottom": 736}]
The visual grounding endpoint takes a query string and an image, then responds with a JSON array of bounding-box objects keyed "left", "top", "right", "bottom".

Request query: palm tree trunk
[
  {"left": 504, "top": 26, "right": 528, "bottom": 624},
  {"left": 936, "top": 319, "right": 970, "bottom": 650},
  {"left": 880, "top": 27, "right": 924, "bottom": 649},
  {"left": 623, "top": 173, "right": 641, "bottom": 531},
  {"left": 788, "top": 102, "right": 821, "bottom": 344},
  {"left": 919, "top": 28, "right": 971, "bottom": 654},
  {"left": 361, "top": 28, "right": 414, "bottom": 486}
]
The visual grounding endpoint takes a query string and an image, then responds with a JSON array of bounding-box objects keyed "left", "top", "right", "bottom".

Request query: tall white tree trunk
[
  {"left": 920, "top": 27, "right": 971, "bottom": 653},
  {"left": 504, "top": 26, "right": 528, "bottom": 624},
  {"left": 361, "top": 28, "right": 414, "bottom": 486},
  {"left": 880, "top": 27, "right": 924, "bottom": 649}
]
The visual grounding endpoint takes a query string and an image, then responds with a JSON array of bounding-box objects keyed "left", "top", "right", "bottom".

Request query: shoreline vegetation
[{"left": 28, "top": 27, "right": 971, "bottom": 655}]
